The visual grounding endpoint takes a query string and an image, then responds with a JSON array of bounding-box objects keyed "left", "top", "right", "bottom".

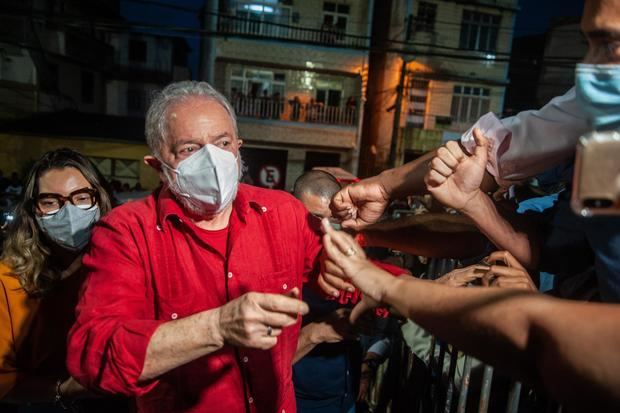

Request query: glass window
[
  {"left": 459, "top": 10, "right": 501, "bottom": 52},
  {"left": 451, "top": 85, "right": 492, "bottom": 125},
  {"left": 323, "top": 2, "right": 336, "bottom": 12},
  {"left": 323, "top": 1, "right": 349, "bottom": 33},
  {"left": 415, "top": 2, "right": 437, "bottom": 33}
]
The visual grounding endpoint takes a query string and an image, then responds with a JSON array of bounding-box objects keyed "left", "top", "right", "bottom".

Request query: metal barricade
[{"left": 369, "top": 257, "right": 542, "bottom": 413}]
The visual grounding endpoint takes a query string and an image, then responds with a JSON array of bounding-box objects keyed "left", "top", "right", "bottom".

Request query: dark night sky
[
  {"left": 120, "top": 0, "right": 587, "bottom": 78},
  {"left": 513, "top": 0, "right": 585, "bottom": 37}
]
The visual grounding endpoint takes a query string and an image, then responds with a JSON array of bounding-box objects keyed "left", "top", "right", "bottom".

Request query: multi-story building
[
  {"left": 0, "top": 0, "right": 117, "bottom": 119},
  {"left": 209, "top": 0, "right": 372, "bottom": 189},
  {"left": 0, "top": 1, "right": 192, "bottom": 189},
  {"left": 400, "top": 0, "right": 519, "bottom": 161},
  {"left": 105, "top": 32, "right": 191, "bottom": 117}
]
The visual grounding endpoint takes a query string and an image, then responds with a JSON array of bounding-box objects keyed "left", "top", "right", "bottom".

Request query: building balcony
[
  {"left": 230, "top": 95, "right": 357, "bottom": 127},
  {"left": 217, "top": 14, "right": 369, "bottom": 49}
]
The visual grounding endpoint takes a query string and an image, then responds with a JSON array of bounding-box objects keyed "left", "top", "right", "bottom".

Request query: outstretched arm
[
  {"left": 321, "top": 222, "right": 620, "bottom": 412},
  {"left": 361, "top": 213, "right": 487, "bottom": 259},
  {"left": 425, "top": 129, "right": 540, "bottom": 269}
]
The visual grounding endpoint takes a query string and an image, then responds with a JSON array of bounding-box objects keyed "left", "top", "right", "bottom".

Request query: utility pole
[
  {"left": 198, "top": 0, "right": 218, "bottom": 83},
  {"left": 357, "top": 0, "right": 394, "bottom": 177},
  {"left": 388, "top": 14, "right": 413, "bottom": 168}
]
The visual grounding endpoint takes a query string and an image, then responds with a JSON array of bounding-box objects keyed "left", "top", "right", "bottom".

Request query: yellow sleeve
[{"left": 0, "top": 265, "right": 38, "bottom": 399}]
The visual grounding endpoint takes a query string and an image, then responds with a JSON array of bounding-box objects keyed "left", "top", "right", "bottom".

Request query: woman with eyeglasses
[{"left": 0, "top": 148, "right": 119, "bottom": 411}]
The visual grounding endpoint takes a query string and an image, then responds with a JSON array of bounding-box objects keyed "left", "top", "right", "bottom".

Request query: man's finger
[
  {"left": 322, "top": 233, "right": 347, "bottom": 267},
  {"left": 318, "top": 272, "right": 341, "bottom": 298},
  {"left": 454, "top": 266, "right": 488, "bottom": 281},
  {"left": 322, "top": 270, "right": 355, "bottom": 293},
  {"left": 322, "top": 219, "right": 362, "bottom": 257},
  {"left": 257, "top": 294, "right": 309, "bottom": 316},
  {"left": 492, "top": 278, "right": 533, "bottom": 291},
  {"left": 472, "top": 128, "right": 490, "bottom": 165},
  {"left": 431, "top": 157, "right": 454, "bottom": 177},
  {"left": 426, "top": 169, "right": 447, "bottom": 187},
  {"left": 255, "top": 336, "right": 278, "bottom": 350},
  {"left": 481, "top": 271, "right": 495, "bottom": 287},
  {"left": 261, "top": 311, "right": 298, "bottom": 328},
  {"left": 350, "top": 299, "right": 375, "bottom": 324},
  {"left": 488, "top": 265, "right": 529, "bottom": 278},
  {"left": 487, "top": 250, "right": 524, "bottom": 270},
  {"left": 437, "top": 146, "right": 459, "bottom": 168},
  {"left": 445, "top": 140, "right": 465, "bottom": 161},
  {"left": 325, "top": 259, "right": 346, "bottom": 278}
]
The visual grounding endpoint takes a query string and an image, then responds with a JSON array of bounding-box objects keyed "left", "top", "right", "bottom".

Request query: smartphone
[{"left": 571, "top": 131, "right": 620, "bottom": 217}]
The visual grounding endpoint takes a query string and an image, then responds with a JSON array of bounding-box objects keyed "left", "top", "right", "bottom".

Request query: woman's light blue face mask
[{"left": 575, "top": 63, "right": 620, "bottom": 131}]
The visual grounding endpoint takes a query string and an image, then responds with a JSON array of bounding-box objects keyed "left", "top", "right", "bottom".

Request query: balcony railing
[
  {"left": 217, "top": 14, "right": 369, "bottom": 49},
  {"left": 230, "top": 95, "right": 357, "bottom": 127}
]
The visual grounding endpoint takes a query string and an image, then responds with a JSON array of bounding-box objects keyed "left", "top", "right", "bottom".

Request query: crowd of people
[{"left": 0, "top": 0, "right": 619, "bottom": 412}]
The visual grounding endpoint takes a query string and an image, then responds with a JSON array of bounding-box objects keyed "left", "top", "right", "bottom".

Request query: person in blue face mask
[{"left": 0, "top": 149, "right": 125, "bottom": 411}]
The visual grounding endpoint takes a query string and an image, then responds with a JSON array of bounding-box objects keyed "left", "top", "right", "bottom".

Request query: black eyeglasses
[{"left": 35, "top": 187, "right": 98, "bottom": 215}]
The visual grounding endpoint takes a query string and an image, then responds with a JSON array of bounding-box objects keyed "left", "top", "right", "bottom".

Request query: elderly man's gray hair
[{"left": 145, "top": 81, "right": 238, "bottom": 157}]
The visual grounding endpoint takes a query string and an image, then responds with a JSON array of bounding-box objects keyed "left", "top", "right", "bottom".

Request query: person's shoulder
[
  {"left": 0, "top": 262, "right": 21, "bottom": 290},
  {"left": 101, "top": 191, "right": 158, "bottom": 225}
]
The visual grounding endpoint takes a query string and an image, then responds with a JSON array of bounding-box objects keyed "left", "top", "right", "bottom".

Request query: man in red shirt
[{"left": 67, "top": 81, "right": 324, "bottom": 413}]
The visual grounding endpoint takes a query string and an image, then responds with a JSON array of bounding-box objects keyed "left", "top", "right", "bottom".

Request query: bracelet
[{"left": 54, "top": 379, "right": 70, "bottom": 410}]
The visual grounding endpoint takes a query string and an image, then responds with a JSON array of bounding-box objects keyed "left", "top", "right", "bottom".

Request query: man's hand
[
  {"left": 435, "top": 265, "right": 488, "bottom": 287},
  {"left": 318, "top": 248, "right": 356, "bottom": 298},
  {"left": 330, "top": 175, "right": 391, "bottom": 230},
  {"left": 321, "top": 219, "right": 396, "bottom": 322},
  {"left": 425, "top": 128, "right": 489, "bottom": 211},
  {"left": 481, "top": 251, "right": 538, "bottom": 292},
  {"left": 216, "top": 289, "right": 309, "bottom": 350},
  {"left": 59, "top": 376, "right": 88, "bottom": 400}
]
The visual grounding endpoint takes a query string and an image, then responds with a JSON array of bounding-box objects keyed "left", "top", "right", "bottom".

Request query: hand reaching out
[
  {"left": 435, "top": 265, "right": 488, "bottom": 287},
  {"left": 321, "top": 218, "right": 397, "bottom": 322},
  {"left": 330, "top": 176, "right": 391, "bottom": 230},
  {"left": 425, "top": 128, "right": 490, "bottom": 211},
  {"left": 481, "top": 251, "right": 538, "bottom": 292}
]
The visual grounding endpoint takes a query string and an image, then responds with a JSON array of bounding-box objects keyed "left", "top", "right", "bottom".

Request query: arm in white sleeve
[{"left": 462, "top": 88, "right": 591, "bottom": 186}]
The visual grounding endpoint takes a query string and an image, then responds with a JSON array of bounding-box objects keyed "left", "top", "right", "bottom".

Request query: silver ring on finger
[
  {"left": 267, "top": 325, "right": 273, "bottom": 336},
  {"left": 345, "top": 247, "right": 356, "bottom": 257}
]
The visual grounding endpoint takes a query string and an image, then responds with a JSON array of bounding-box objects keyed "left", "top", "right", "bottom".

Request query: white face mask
[{"left": 162, "top": 144, "right": 240, "bottom": 215}]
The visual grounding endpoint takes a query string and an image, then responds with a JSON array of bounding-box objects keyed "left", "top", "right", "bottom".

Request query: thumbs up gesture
[{"left": 424, "top": 128, "right": 490, "bottom": 211}]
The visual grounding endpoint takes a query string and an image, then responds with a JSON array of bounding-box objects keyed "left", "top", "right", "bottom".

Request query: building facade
[
  {"left": 209, "top": 0, "right": 372, "bottom": 189},
  {"left": 0, "top": 0, "right": 191, "bottom": 189},
  {"left": 400, "top": 0, "right": 519, "bottom": 161}
]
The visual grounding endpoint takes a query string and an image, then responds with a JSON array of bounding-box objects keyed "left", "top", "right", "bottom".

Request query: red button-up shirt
[{"left": 67, "top": 184, "right": 322, "bottom": 413}]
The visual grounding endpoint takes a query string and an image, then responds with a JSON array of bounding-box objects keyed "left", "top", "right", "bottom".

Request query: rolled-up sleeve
[
  {"left": 67, "top": 216, "right": 165, "bottom": 396},
  {"left": 461, "top": 87, "right": 590, "bottom": 186}
]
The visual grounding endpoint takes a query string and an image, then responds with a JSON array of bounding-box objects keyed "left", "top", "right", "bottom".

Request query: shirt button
[
  {"left": 227, "top": 272, "right": 233, "bottom": 279},
  {"left": 261, "top": 206, "right": 267, "bottom": 212},
  {"left": 282, "top": 283, "right": 288, "bottom": 290},
  {"left": 242, "top": 356, "right": 249, "bottom": 363},
  {"left": 156, "top": 224, "right": 162, "bottom": 231},
  {"left": 282, "top": 410, "right": 286, "bottom": 413},
  {"left": 248, "top": 397, "right": 254, "bottom": 404},
  {"left": 171, "top": 313, "right": 178, "bottom": 320}
]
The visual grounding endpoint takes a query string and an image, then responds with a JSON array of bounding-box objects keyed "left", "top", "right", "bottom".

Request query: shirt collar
[{"left": 156, "top": 184, "right": 267, "bottom": 228}]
